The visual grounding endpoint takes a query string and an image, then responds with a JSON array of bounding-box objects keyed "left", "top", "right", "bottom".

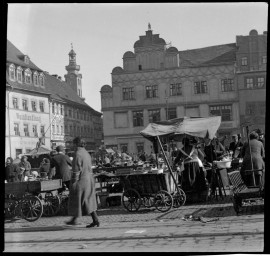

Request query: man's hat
[
  {"left": 255, "top": 129, "right": 264, "bottom": 135},
  {"left": 56, "top": 145, "right": 65, "bottom": 152}
]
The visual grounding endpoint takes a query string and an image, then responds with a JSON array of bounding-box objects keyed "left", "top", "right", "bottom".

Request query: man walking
[{"left": 50, "top": 145, "right": 72, "bottom": 192}]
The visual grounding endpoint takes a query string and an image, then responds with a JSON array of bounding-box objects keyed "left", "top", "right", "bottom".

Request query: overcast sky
[{"left": 7, "top": 3, "right": 268, "bottom": 112}]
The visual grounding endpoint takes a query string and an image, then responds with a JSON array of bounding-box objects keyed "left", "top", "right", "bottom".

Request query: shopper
[
  {"left": 18, "top": 155, "right": 31, "bottom": 181},
  {"left": 39, "top": 158, "right": 51, "bottom": 178},
  {"left": 66, "top": 137, "right": 99, "bottom": 228},
  {"left": 229, "top": 134, "right": 243, "bottom": 158},
  {"left": 50, "top": 145, "right": 72, "bottom": 192}
]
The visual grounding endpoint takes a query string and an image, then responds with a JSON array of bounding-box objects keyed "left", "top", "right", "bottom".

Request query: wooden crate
[
  {"left": 5, "top": 182, "right": 28, "bottom": 196},
  {"left": 27, "top": 179, "right": 62, "bottom": 193}
]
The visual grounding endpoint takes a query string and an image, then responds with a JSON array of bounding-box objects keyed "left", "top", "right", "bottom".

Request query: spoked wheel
[
  {"left": 21, "top": 195, "right": 43, "bottom": 222},
  {"left": 154, "top": 190, "right": 173, "bottom": 212},
  {"left": 172, "top": 188, "right": 186, "bottom": 208},
  {"left": 39, "top": 192, "right": 61, "bottom": 217},
  {"left": 142, "top": 196, "right": 155, "bottom": 208},
  {"left": 5, "top": 198, "right": 20, "bottom": 220},
  {"left": 122, "top": 189, "right": 142, "bottom": 212}
]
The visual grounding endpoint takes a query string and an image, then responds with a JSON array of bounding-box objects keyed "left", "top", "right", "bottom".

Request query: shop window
[
  {"left": 210, "top": 105, "right": 232, "bottom": 121},
  {"left": 194, "top": 81, "right": 207, "bottom": 94}
]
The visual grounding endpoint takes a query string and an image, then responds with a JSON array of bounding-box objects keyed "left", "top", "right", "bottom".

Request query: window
[
  {"left": 33, "top": 72, "right": 38, "bottom": 85},
  {"left": 78, "top": 78, "right": 81, "bottom": 86},
  {"left": 52, "top": 125, "right": 55, "bottom": 134},
  {"left": 170, "top": 83, "right": 182, "bottom": 96},
  {"left": 56, "top": 125, "right": 59, "bottom": 134},
  {"left": 24, "top": 55, "right": 29, "bottom": 64},
  {"left": 136, "top": 142, "right": 144, "bottom": 154},
  {"left": 123, "top": 87, "right": 135, "bottom": 100},
  {"left": 194, "top": 81, "right": 207, "bottom": 94},
  {"left": 70, "top": 126, "right": 73, "bottom": 135},
  {"left": 33, "top": 125, "right": 38, "bottom": 137},
  {"left": 31, "top": 101, "right": 37, "bottom": 111},
  {"left": 9, "top": 64, "right": 15, "bottom": 80},
  {"left": 167, "top": 107, "right": 177, "bottom": 120},
  {"left": 60, "top": 105, "right": 63, "bottom": 115},
  {"left": 133, "top": 110, "right": 144, "bottom": 127},
  {"left": 14, "top": 123, "right": 20, "bottom": 136},
  {"left": 13, "top": 98, "right": 19, "bottom": 109},
  {"left": 246, "top": 78, "right": 254, "bottom": 89},
  {"left": 84, "top": 112, "right": 86, "bottom": 121},
  {"left": 148, "top": 109, "right": 160, "bottom": 122},
  {"left": 81, "top": 127, "right": 83, "bottom": 135},
  {"left": 246, "top": 103, "right": 256, "bottom": 115},
  {"left": 241, "top": 57, "right": 248, "bottom": 66},
  {"left": 221, "top": 79, "right": 234, "bottom": 92},
  {"left": 22, "top": 99, "right": 28, "bottom": 110},
  {"left": 56, "top": 104, "right": 59, "bottom": 114},
  {"left": 74, "top": 125, "right": 76, "bottom": 135},
  {"left": 146, "top": 85, "right": 158, "bottom": 98},
  {"left": 39, "top": 101, "right": 44, "bottom": 112},
  {"left": 210, "top": 105, "right": 232, "bottom": 121},
  {"left": 258, "top": 103, "right": 266, "bottom": 115},
  {"left": 78, "top": 89, "right": 81, "bottom": 97},
  {"left": 40, "top": 125, "right": 45, "bottom": 135},
  {"left": 69, "top": 109, "right": 72, "bottom": 117},
  {"left": 25, "top": 69, "right": 32, "bottom": 84},
  {"left": 52, "top": 103, "right": 55, "bottom": 114},
  {"left": 17, "top": 67, "right": 23, "bottom": 83},
  {"left": 262, "top": 56, "right": 267, "bottom": 64},
  {"left": 120, "top": 144, "right": 128, "bottom": 153},
  {"left": 39, "top": 75, "right": 44, "bottom": 86},
  {"left": 61, "top": 126, "right": 63, "bottom": 135},
  {"left": 77, "top": 126, "right": 80, "bottom": 135},
  {"left": 24, "top": 124, "right": 29, "bottom": 136},
  {"left": 15, "top": 149, "right": 22, "bottom": 158},
  {"left": 138, "top": 65, "right": 142, "bottom": 70},
  {"left": 257, "top": 77, "right": 265, "bottom": 88}
]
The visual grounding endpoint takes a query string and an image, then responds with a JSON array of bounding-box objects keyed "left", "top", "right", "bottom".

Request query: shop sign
[{"left": 16, "top": 113, "right": 41, "bottom": 122}]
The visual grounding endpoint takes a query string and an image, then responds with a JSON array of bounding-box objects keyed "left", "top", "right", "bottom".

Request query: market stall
[{"left": 140, "top": 116, "right": 222, "bottom": 202}]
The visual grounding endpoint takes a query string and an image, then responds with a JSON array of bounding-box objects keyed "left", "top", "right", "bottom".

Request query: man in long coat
[{"left": 66, "top": 137, "right": 99, "bottom": 227}]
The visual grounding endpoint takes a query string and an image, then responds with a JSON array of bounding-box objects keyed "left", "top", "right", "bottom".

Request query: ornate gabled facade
[
  {"left": 6, "top": 40, "right": 103, "bottom": 160},
  {"left": 100, "top": 26, "right": 266, "bottom": 154}
]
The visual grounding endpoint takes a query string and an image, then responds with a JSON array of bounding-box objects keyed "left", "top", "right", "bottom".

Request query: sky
[{"left": 7, "top": 3, "right": 268, "bottom": 113}]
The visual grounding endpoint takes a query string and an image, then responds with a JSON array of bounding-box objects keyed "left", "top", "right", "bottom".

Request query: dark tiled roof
[
  {"left": 6, "top": 40, "right": 101, "bottom": 115},
  {"left": 179, "top": 43, "right": 237, "bottom": 67},
  {"left": 6, "top": 39, "right": 43, "bottom": 71}
]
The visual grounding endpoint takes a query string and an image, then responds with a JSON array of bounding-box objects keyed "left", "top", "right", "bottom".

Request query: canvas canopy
[
  {"left": 27, "top": 146, "right": 52, "bottom": 156},
  {"left": 140, "top": 116, "right": 221, "bottom": 140}
]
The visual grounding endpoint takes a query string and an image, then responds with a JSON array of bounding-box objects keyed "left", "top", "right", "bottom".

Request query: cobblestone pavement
[{"left": 4, "top": 197, "right": 265, "bottom": 252}]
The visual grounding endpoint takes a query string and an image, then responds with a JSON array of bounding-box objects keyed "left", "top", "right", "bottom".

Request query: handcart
[
  {"left": 120, "top": 172, "right": 186, "bottom": 212},
  {"left": 5, "top": 179, "right": 62, "bottom": 222}
]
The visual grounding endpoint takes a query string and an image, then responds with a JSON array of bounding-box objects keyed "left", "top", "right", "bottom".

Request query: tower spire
[{"left": 148, "top": 22, "right": 151, "bottom": 30}]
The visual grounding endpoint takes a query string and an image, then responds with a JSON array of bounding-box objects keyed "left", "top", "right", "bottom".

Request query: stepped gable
[{"left": 179, "top": 43, "right": 237, "bottom": 67}]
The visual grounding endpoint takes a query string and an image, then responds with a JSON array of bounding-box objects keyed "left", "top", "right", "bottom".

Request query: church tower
[{"left": 64, "top": 44, "right": 83, "bottom": 98}]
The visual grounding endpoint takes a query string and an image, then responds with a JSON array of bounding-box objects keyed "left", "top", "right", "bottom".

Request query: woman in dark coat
[
  {"left": 66, "top": 137, "right": 99, "bottom": 227},
  {"left": 240, "top": 131, "right": 265, "bottom": 186}
]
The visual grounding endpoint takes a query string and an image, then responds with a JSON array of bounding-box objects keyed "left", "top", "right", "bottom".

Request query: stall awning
[
  {"left": 140, "top": 116, "right": 221, "bottom": 140},
  {"left": 27, "top": 146, "right": 52, "bottom": 156}
]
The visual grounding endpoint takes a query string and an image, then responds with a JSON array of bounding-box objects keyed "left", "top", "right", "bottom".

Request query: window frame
[
  {"left": 39, "top": 73, "right": 45, "bottom": 86},
  {"left": 22, "top": 99, "right": 28, "bottom": 110},
  {"left": 24, "top": 69, "right": 32, "bottom": 84},
  {"left": 39, "top": 101, "right": 44, "bottom": 112},
  {"left": 167, "top": 107, "right": 177, "bottom": 120},
  {"left": 31, "top": 100, "right": 37, "bottom": 112},
  {"left": 33, "top": 72, "right": 39, "bottom": 86},
  {"left": 221, "top": 78, "right": 234, "bottom": 92},
  {"left": 257, "top": 77, "right": 265, "bottom": 88},
  {"left": 133, "top": 110, "right": 144, "bottom": 127},
  {"left": 241, "top": 57, "right": 248, "bottom": 66},
  {"left": 146, "top": 85, "right": 158, "bottom": 98},
  {"left": 148, "top": 109, "right": 161, "bottom": 123},
  {"left": 23, "top": 123, "right": 29, "bottom": 136},
  {"left": 170, "top": 83, "right": 182, "bottom": 96},
  {"left": 17, "top": 66, "right": 23, "bottom": 83},
  {"left": 14, "top": 123, "right": 20, "bottom": 136},
  {"left": 209, "top": 104, "right": 232, "bottom": 121},
  {"left": 12, "top": 97, "right": 19, "bottom": 109},
  {"left": 123, "top": 87, "right": 135, "bottom": 100},
  {"left": 194, "top": 81, "right": 208, "bottom": 94},
  {"left": 32, "top": 125, "right": 38, "bottom": 137},
  {"left": 246, "top": 78, "right": 254, "bottom": 89},
  {"left": 9, "top": 64, "right": 16, "bottom": 81}
]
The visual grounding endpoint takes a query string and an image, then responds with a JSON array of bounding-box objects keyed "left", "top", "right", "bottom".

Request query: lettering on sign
[{"left": 16, "top": 113, "right": 41, "bottom": 123}]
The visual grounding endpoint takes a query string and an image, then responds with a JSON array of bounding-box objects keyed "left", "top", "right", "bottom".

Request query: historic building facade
[
  {"left": 100, "top": 26, "right": 266, "bottom": 154},
  {"left": 6, "top": 40, "right": 103, "bottom": 160}
]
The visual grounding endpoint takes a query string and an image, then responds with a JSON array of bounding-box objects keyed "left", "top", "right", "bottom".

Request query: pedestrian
[
  {"left": 18, "top": 155, "right": 31, "bottom": 182},
  {"left": 66, "top": 137, "right": 99, "bottom": 228},
  {"left": 240, "top": 131, "right": 265, "bottom": 187},
  {"left": 229, "top": 134, "right": 244, "bottom": 158},
  {"left": 50, "top": 146, "right": 72, "bottom": 192},
  {"left": 5, "top": 157, "right": 20, "bottom": 182}
]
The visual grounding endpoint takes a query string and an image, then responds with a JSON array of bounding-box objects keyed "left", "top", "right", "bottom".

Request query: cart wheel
[
  {"left": 172, "top": 188, "right": 186, "bottom": 208},
  {"left": 5, "top": 198, "right": 20, "bottom": 219},
  {"left": 154, "top": 190, "right": 173, "bottom": 212},
  {"left": 20, "top": 196, "right": 43, "bottom": 222},
  {"left": 122, "top": 189, "right": 141, "bottom": 212},
  {"left": 142, "top": 196, "right": 155, "bottom": 208},
  {"left": 41, "top": 192, "right": 61, "bottom": 217}
]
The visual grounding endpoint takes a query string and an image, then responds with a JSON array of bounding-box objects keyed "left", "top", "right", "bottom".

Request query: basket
[{"left": 215, "top": 160, "right": 231, "bottom": 169}]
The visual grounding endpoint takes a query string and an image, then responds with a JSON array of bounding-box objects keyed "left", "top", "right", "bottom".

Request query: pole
[
  {"left": 246, "top": 125, "right": 255, "bottom": 186},
  {"left": 157, "top": 136, "right": 181, "bottom": 195}
]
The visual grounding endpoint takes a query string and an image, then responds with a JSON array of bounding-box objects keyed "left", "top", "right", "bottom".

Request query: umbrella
[{"left": 27, "top": 146, "right": 52, "bottom": 156}]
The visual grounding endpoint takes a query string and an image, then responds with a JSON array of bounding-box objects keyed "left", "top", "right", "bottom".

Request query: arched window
[
  {"left": 39, "top": 73, "right": 45, "bottom": 86},
  {"left": 24, "top": 68, "right": 32, "bottom": 84},
  {"left": 9, "top": 64, "right": 15, "bottom": 80},
  {"left": 17, "top": 66, "right": 23, "bottom": 83},
  {"left": 33, "top": 71, "right": 39, "bottom": 86}
]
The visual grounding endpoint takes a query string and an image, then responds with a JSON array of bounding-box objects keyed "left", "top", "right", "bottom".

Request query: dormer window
[
  {"left": 17, "top": 66, "right": 23, "bottom": 83},
  {"left": 24, "top": 69, "right": 32, "bottom": 84},
  {"left": 9, "top": 64, "right": 15, "bottom": 81},
  {"left": 39, "top": 73, "right": 44, "bottom": 86},
  {"left": 33, "top": 72, "right": 38, "bottom": 86},
  {"left": 24, "top": 55, "right": 29, "bottom": 64}
]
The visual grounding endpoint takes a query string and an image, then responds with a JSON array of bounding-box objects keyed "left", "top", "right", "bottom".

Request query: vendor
[
  {"left": 229, "top": 134, "right": 243, "bottom": 158},
  {"left": 173, "top": 137, "right": 207, "bottom": 193},
  {"left": 203, "top": 137, "right": 226, "bottom": 165}
]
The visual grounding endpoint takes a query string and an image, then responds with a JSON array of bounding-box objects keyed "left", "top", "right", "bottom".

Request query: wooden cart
[
  {"left": 120, "top": 172, "right": 186, "bottom": 212},
  {"left": 5, "top": 179, "right": 62, "bottom": 222}
]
